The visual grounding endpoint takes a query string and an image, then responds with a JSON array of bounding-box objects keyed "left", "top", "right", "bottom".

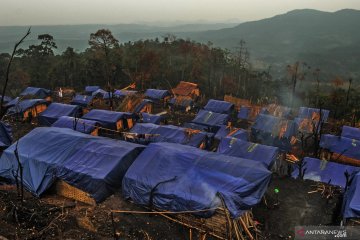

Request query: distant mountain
[{"left": 185, "top": 9, "right": 360, "bottom": 79}]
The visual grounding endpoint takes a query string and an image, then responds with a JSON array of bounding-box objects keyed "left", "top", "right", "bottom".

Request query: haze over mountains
[{"left": 1, "top": 9, "right": 359, "bottom": 79}]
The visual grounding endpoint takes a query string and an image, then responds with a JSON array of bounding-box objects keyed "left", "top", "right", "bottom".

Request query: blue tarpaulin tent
[
  {"left": 7, "top": 99, "right": 47, "bottom": 116},
  {"left": 0, "top": 127, "right": 145, "bottom": 202},
  {"left": 320, "top": 134, "right": 360, "bottom": 160},
  {"left": 71, "top": 94, "right": 94, "bottom": 107},
  {"left": 144, "top": 89, "right": 170, "bottom": 100},
  {"left": 82, "top": 109, "right": 134, "bottom": 130},
  {"left": 0, "top": 121, "right": 12, "bottom": 148},
  {"left": 169, "top": 97, "right": 194, "bottom": 108},
  {"left": 0, "top": 95, "right": 12, "bottom": 104},
  {"left": 251, "top": 114, "right": 297, "bottom": 151},
  {"left": 191, "top": 110, "right": 229, "bottom": 127},
  {"left": 134, "top": 99, "right": 153, "bottom": 114},
  {"left": 122, "top": 142, "right": 272, "bottom": 218},
  {"left": 20, "top": 87, "right": 51, "bottom": 99},
  {"left": 292, "top": 157, "right": 359, "bottom": 188},
  {"left": 130, "top": 123, "right": 209, "bottom": 148},
  {"left": 341, "top": 126, "right": 360, "bottom": 141},
  {"left": 203, "top": 99, "right": 234, "bottom": 114},
  {"left": 217, "top": 137, "right": 279, "bottom": 169},
  {"left": 141, "top": 113, "right": 163, "bottom": 124},
  {"left": 52, "top": 116, "right": 99, "bottom": 134},
  {"left": 298, "top": 107, "right": 329, "bottom": 122},
  {"left": 214, "top": 125, "right": 248, "bottom": 141},
  {"left": 85, "top": 86, "right": 100, "bottom": 95},
  {"left": 342, "top": 172, "right": 360, "bottom": 219},
  {"left": 91, "top": 89, "right": 107, "bottom": 97},
  {"left": 38, "top": 103, "right": 82, "bottom": 126},
  {"left": 237, "top": 106, "right": 250, "bottom": 120},
  {"left": 4, "top": 97, "right": 20, "bottom": 108},
  {"left": 114, "top": 90, "right": 137, "bottom": 98}
]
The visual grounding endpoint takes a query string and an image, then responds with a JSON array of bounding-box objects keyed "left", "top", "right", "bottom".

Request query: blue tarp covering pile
[
  {"left": 85, "top": 86, "right": 100, "bottom": 95},
  {"left": 342, "top": 172, "right": 360, "bottom": 219},
  {"left": 251, "top": 114, "right": 297, "bottom": 151},
  {"left": 145, "top": 89, "right": 170, "bottom": 100},
  {"left": 214, "top": 125, "right": 248, "bottom": 141},
  {"left": 0, "top": 127, "right": 145, "bottom": 202},
  {"left": 114, "top": 90, "right": 137, "bottom": 98},
  {"left": 292, "top": 157, "right": 359, "bottom": 188},
  {"left": 130, "top": 123, "right": 209, "bottom": 148},
  {"left": 341, "top": 126, "right": 360, "bottom": 141},
  {"left": 82, "top": 109, "right": 133, "bottom": 130},
  {"left": 122, "top": 142, "right": 272, "bottom": 218},
  {"left": 20, "top": 87, "right": 51, "bottom": 99},
  {"left": 320, "top": 134, "right": 360, "bottom": 160},
  {"left": 141, "top": 113, "right": 163, "bottom": 124},
  {"left": 203, "top": 99, "right": 234, "bottom": 114},
  {"left": 7, "top": 99, "right": 47, "bottom": 115},
  {"left": 52, "top": 116, "right": 99, "bottom": 134},
  {"left": 298, "top": 107, "right": 330, "bottom": 122},
  {"left": 0, "top": 121, "right": 12, "bottom": 148},
  {"left": 0, "top": 95, "right": 12, "bottom": 104},
  {"left": 217, "top": 137, "right": 279, "bottom": 169},
  {"left": 237, "top": 106, "right": 250, "bottom": 120},
  {"left": 38, "top": 103, "right": 82, "bottom": 126},
  {"left": 71, "top": 94, "right": 94, "bottom": 107}
]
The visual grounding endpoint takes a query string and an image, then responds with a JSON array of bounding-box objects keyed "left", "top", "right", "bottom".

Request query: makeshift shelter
[
  {"left": 298, "top": 107, "right": 330, "bottom": 122},
  {"left": 133, "top": 99, "right": 153, "bottom": 113},
  {"left": 70, "top": 94, "right": 94, "bottom": 108},
  {"left": 91, "top": 89, "right": 107, "bottom": 97},
  {"left": 214, "top": 125, "right": 248, "bottom": 141},
  {"left": 341, "top": 126, "right": 360, "bottom": 141},
  {"left": 144, "top": 89, "right": 171, "bottom": 101},
  {"left": 6, "top": 99, "right": 48, "bottom": 121},
  {"left": 128, "top": 123, "right": 210, "bottom": 148},
  {"left": 0, "top": 121, "right": 12, "bottom": 149},
  {"left": 171, "top": 81, "right": 200, "bottom": 97},
  {"left": 203, "top": 99, "right": 234, "bottom": 114},
  {"left": 0, "top": 127, "right": 145, "bottom": 202},
  {"left": 217, "top": 137, "right": 279, "bottom": 169},
  {"left": 82, "top": 109, "right": 135, "bottom": 130},
  {"left": 237, "top": 106, "right": 251, "bottom": 120},
  {"left": 342, "top": 172, "right": 360, "bottom": 219},
  {"left": 0, "top": 95, "right": 12, "bottom": 104},
  {"left": 141, "top": 113, "right": 163, "bottom": 124},
  {"left": 38, "top": 103, "right": 82, "bottom": 126},
  {"left": 122, "top": 142, "right": 272, "bottom": 218},
  {"left": 85, "top": 86, "right": 100, "bottom": 95},
  {"left": 251, "top": 114, "right": 297, "bottom": 151},
  {"left": 190, "top": 110, "right": 229, "bottom": 130},
  {"left": 4, "top": 97, "right": 19, "bottom": 108},
  {"left": 266, "top": 104, "right": 291, "bottom": 118},
  {"left": 292, "top": 157, "right": 359, "bottom": 188},
  {"left": 20, "top": 87, "right": 51, "bottom": 100},
  {"left": 52, "top": 116, "right": 99, "bottom": 135},
  {"left": 320, "top": 134, "right": 360, "bottom": 162},
  {"left": 169, "top": 96, "right": 194, "bottom": 110},
  {"left": 114, "top": 90, "right": 137, "bottom": 98}
]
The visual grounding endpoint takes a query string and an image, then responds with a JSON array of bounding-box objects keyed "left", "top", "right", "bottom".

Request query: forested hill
[{"left": 186, "top": 9, "right": 360, "bottom": 78}]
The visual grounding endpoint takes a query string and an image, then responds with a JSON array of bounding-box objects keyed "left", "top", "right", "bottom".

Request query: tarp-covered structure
[
  {"left": 129, "top": 123, "right": 209, "bottom": 148},
  {"left": 171, "top": 81, "right": 199, "bottom": 97},
  {"left": 341, "top": 126, "right": 360, "bottom": 141},
  {"left": 20, "top": 87, "right": 51, "bottom": 99},
  {"left": 0, "top": 121, "right": 12, "bottom": 148},
  {"left": 145, "top": 89, "right": 170, "bottom": 100},
  {"left": 85, "top": 86, "right": 100, "bottom": 95},
  {"left": 0, "top": 127, "right": 145, "bottom": 202},
  {"left": 71, "top": 94, "right": 94, "bottom": 107},
  {"left": 82, "top": 109, "right": 134, "bottom": 130},
  {"left": 0, "top": 95, "right": 12, "bottom": 104},
  {"left": 295, "top": 107, "right": 330, "bottom": 133},
  {"left": 169, "top": 96, "right": 194, "bottom": 109},
  {"left": 141, "top": 113, "right": 163, "bottom": 124},
  {"left": 7, "top": 99, "right": 48, "bottom": 119},
  {"left": 203, "top": 99, "right": 234, "bottom": 114},
  {"left": 4, "top": 97, "right": 20, "bottom": 108},
  {"left": 122, "top": 142, "right": 272, "bottom": 218},
  {"left": 52, "top": 116, "right": 99, "bottom": 135},
  {"left": 214, "top": 125, "right": 248, "bottom": 141},
  {"left": 91, "top": 89, "right": 107, "bottom": 97},
  {"left": 217, "top": 137, "right": 279, "bottom": 169},
  {"left": 133, "top": 99, "right": 153, "bottom": 114},
  {"left": 298, "top": 107, "right": 330, "bottom": 122},
  {"left": 114, "top": 90, "right": 137, "bottom": 98},
  {"left": 38, "top": 103, "right": 82, "bottom": 126},
  {"left": 292, "top": 157, "right": 359, "bottom": 188},
  {"left": 188, "top": 109, "right": 229, "bottom": 132},
  {"left": 237, "top": 106, "right": 250, "bottom": 120},
  {"left": 342, "top": 172, "right": 360, "bottom": 219},
  {"left": 320, "top": 134, "right": 360, "bottom": 160},
  {"left": 251, "top": 114, "right": 297, "bottom": 151}
]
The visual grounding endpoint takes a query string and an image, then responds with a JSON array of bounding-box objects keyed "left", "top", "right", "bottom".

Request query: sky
[{"left": 0, "top": 0, "right": 360, "bottom": 26}]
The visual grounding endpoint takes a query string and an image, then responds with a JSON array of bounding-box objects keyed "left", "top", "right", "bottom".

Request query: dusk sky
[{"left": 1, "top": 0, "right": 360, "bottom": 26}]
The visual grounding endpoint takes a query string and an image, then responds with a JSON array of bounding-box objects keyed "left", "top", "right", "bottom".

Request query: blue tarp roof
[
  {"left": 192, "top": 109, "right": 229, "bottom": 127},
  {"left": 52, "top": 116, "right": 99, "bottom": 134},
  {"left": 342, "top": 172, "right": 360, "bottom": 219},
  {"left": 91, "top": 89, "right": 107, "bottom": 97},
  {"left": 203, "top": 99, "right": 234, "bottom": 114},
  {"left": 251, "top": 114, "right": 297, "bottom": 151},
  {"left": 20, "top": 87, "right": 51, "bottom": 99},
  {"left": 122, "top": 142, "right": 272, "bottom": 218},
  {"left": 85, "top": 86, "right": 100, "bottom": 94},
  {"left": 214, "top": 125, "right": 248, "bottom": 141},
  {"left": 0, "top": 127, "right": 145, "bottom": 202},
  {"left": 134, "top": 99, "right": 153, "bottom": 113},
  {"left": 237, "top": 106, "right": 250, "bottom": 120},
  {"left": 292, "top": 157, "right": 360, "bottom": 188},
  {"left": 103, "top": 92, "right": 115, "bottom": 99},
  {"left": 341, "top": 126, "right": 360, "bottom": 141},
  {"left": 298, "top": 107, "right": 329, "bottom": 122},
  {"left": 144, "top": 89, "right": 170, "bottom": 100},
  {"left": 82, "top": 109, "right": 133, "bottom": 130},
  {"left": 0, "top": 95, "right": 12, "bottom": 104},
  {"left": 0, "top": 121, "right": 13, "bottom": 148},
  {"left": 7, "top": 99, "right": 47, "bottom": 115},
  {"left": 217, "top": 137, "right": 279, "bottom": 169},
  {"left": 141, "top": 113, "right": 163, "bottom": 124},
  {"left": 320, "top": 134, "right": 360, "bottom": 160},
  {"left": 114, "top": 90, "right": 137, "bottom": 97},
  {"left": 4, "top": 97, "right": 20, "bottom": 108},
  {"left": 130, "top": 123, "right": 208, "bottom": 147},
  {"left": 38, "top": 103, "right": 81, "bottom": 126},
  {"left": 71, "top": 94, "right": 94, "bottom": 107}
]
